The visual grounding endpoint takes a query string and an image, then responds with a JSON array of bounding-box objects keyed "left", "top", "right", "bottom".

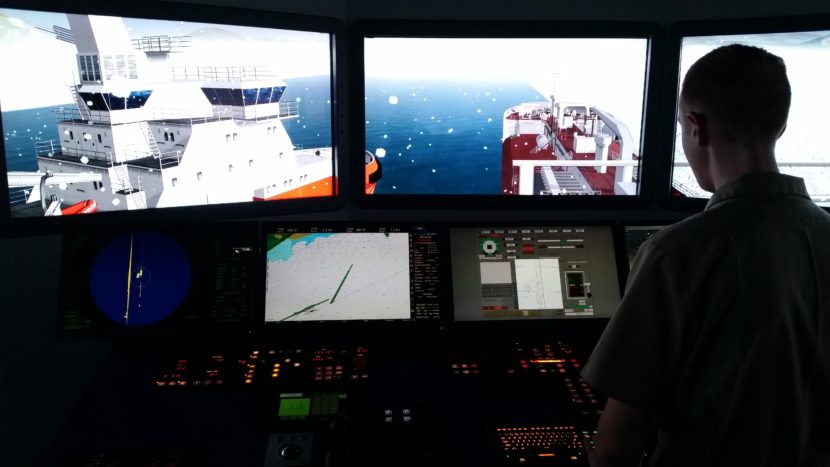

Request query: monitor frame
[
  {"left": 0, "top": 0, "right": 346, "bottom": 237},
  {"left": 258, "top": 221, "right": 451, "bottom": 335},
  {"left": 658, "top": 14, "right": 830, "bottom": 213},
  {"left": 350, "top": 19, "right": 665, "bottom": 211},
  {"left": 446, "top": 220, "right": 625, "bottom": 330}
]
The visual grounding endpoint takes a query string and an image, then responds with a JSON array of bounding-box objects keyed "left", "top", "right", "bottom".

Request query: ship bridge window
[
  {"left": 201, "top": 88, "right": 243, "bottom": 106},
  {"left": 257, "top": 87, "right": 271, "bottom": 104},
  {"left": 243, "top": 88, "right": 258, "bottom": 106},
  {"left": 79, "top": 92, "right": 108, "bottom": 111},
  {"left": 271, "top": 86, "right": 286, "bottom": 102},
  {"left": 102, "top": 54, "right": 138, "bottom": 80},
  {"left": 126, "top": 90, "right": 151, "bottom": 109},
  {"left": 78, "top": 55, "right": 102, "bottom": 83},
  {"left": 105, "top": 90, "right": 152, "bottom": 110}
]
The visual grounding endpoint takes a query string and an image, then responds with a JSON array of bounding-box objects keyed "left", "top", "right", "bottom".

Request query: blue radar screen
[{"left": 90, "top": 231, "right": 192, "bottom": 326}]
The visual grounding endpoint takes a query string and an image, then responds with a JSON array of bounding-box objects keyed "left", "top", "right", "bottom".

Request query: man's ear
[
  {"left": 685, "top": 111, "right": 709, "bottom": 147},
  {"left": 777, "top": 123, "right": 787, "bottom": 139}
]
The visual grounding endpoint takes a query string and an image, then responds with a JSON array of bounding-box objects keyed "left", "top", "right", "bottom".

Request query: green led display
[{"left": 278, "top": 397, "right": 311, "bottom": 417}]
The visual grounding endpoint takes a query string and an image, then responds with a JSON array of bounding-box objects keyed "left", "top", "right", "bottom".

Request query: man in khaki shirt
[{"left": 582, "top": 44, "right": 830, "bottom": 466}]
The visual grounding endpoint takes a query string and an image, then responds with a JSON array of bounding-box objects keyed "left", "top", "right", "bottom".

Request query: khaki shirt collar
[{"left": 705, "top": 172, "right": 811, "bottom": 211}]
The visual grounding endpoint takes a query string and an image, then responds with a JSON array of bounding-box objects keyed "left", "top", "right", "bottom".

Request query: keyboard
[{"left": 495, "top": 425, "right": 589, "bottom": 465}]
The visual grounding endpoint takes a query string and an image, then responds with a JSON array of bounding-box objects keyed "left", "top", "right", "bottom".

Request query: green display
[{"left": 278, "top": 397, "right": 311, "bottom": 418}]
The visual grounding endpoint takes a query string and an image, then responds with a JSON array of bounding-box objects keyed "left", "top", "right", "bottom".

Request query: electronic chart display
[{"left": 264, "top": 225, "right": 442, "bottom": 323}]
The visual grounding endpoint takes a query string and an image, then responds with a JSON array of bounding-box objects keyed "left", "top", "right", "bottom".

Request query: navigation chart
[{"left": 265, "top": 232, "right": 411, "bottom": 321}]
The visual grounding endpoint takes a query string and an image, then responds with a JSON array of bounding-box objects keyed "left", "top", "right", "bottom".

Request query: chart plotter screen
[
  {"left": 263, "top": 225, "right": 442, "bottom": 322},
  {"left": 450, "top": 225, "right": 621, "bottom": 321}
]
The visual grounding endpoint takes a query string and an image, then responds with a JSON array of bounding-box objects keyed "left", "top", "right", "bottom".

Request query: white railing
[{"left": 171, "top": 65, "right": 275, "bottom": 82}]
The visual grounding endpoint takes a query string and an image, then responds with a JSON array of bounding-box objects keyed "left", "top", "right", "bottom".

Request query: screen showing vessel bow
[
  {"left": 1, "top": 8, "right": 334, "bottom": 218},
  {"left": 671, "top": 31, "right": 830, "bottom": 206},
  {"left": 363, "top": 37, "right": 649, "bottom": 196}
]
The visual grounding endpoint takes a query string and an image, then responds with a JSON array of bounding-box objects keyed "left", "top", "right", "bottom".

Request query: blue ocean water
[
  {"left": 365, "top": 79, "right": 541, "bottom": 195},
  {"left": 281, "top": 75, "right": 333, "bottom": 151},
  {"left": 2, "top": 105, "right": 65, "bottom": 172}
]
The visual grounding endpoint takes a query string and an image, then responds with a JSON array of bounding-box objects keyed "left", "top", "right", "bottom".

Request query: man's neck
[{"left": 709, "top": 144, "right": 779, "bottom": 191}]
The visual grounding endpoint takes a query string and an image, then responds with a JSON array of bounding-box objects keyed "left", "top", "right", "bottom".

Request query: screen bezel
[
  {"left": 0, "top": 0, "right": 346, "bottom": 237},
  {"left": 258, "top": 221, "right": 451, "bottom": 333},
  {"left": 658, "top": 14, "right": 830, "bottom": 213},
  {"left": 350, "top": 19, "right": 665, "bottom": 211}
]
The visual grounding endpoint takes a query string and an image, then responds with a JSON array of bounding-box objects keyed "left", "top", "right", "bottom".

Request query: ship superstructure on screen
[
  {"left": 450, "top": 225, "right": 621, "bottom": 321},
  {"left": 363, "top": 37, "right": 649, "bottom": 196},
  {"left": 264, "top": 226, "right": 442, "bottom": 323},
  {"left": 672, "top": 31, "right": 830, "bottom": 206},
  {"left": 1, "top": 8, "right": 334, "bottom": 218}
]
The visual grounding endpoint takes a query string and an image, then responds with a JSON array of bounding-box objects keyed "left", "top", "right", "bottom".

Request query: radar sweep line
[{"left": 124, "top": 233, "right": 135, "bottom": 326}]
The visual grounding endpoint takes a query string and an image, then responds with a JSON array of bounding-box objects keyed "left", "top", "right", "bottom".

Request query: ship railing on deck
[
  {"left": 673, "top": 181, "right": 702, "bottom": 198},
  {"left": 132, "top": 35, "right": 191, "bottom": 53},
  {"left": 8, "top": 188, "right": 31, "bottom": 206},
  {"left": 53, "top": 107, "right": 112, "bottom": 125},
  {"left": 512, "top": 159, "right": 640, "bottom": 196},
  {"left": 610, "top": 150, "right": 640, "bottom": 182},
  {"left": 122, "top": 148, "right": 183, "bottom": 170},
  {"left": 144, "top": 102, "right": 299, "bottom": 124},
  {"left": 211, "top": 101, "right": 299, "bottom": 121},
  {"left": 35, "top": 140, "right": 113, "bottom": 164},
  {"left": 157, "top": 150, "right": 184, "bottom": 169},
  {"left": 171, "top": 65, "right": 275, "bottom": 82}
]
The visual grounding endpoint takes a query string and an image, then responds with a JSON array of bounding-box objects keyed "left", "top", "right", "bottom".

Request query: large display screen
[
  {"left": 671, "top": 31, "right": 830, "bottom": 206},
  {"left": 264, "top": 225, "right": 442, "bottom": 322},
  {"left": 1, "top": 7, "right": 334, "bottom": 219},
  {"left": 450, "top": 225, "right": 621, "bottom": 321},
  {"left": 363, "top": 36, "right": 649, "bottom": 197}
]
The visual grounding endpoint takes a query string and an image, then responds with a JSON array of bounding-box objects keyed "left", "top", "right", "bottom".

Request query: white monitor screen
[
  {"left": 264, "top": 226, "right": 442, "bottom": 322},
  {"left": 1, "top": 8, "right": 334, "bottom": 218},
  {"left": 672, "top": 31, "right": 830, "bottom": 206},
  {"left": 363, "top": 37, "right": 649, "bottom": 197}
]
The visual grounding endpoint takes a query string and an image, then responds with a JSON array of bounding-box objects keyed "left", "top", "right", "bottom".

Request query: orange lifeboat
[
  {"left": 365, "top": 150, "right": 382, "bottom": 194},
  {"left": 61, "top": 199, "right": 97, "bottom": 215}
]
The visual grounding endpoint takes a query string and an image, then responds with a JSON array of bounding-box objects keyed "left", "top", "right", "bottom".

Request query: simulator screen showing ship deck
[
  {"left": 363, "top": 37, "right": 649, "bottom": 196},
  {"left": 672, "top": 31, "right": 830, "bottom": 206},
  {"left": 264, "top": 226, "right": 442, "bottom": 322},
  {"left": 1, "top": 8, "right": 334, "bottom": 218}
]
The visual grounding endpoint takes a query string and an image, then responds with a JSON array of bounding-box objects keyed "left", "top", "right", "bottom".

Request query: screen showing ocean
[{"left": 364, "top": 37, "right": 649, "bottom": 196}]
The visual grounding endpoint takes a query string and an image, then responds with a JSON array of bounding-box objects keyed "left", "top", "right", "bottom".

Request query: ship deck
[{"left": 39, "top": 151, "right": 163, "bottom": 171}]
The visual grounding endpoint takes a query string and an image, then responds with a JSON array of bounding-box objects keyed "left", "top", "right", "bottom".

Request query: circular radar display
[
  {"left": 480, "top": 238, "right": 499, "bottom": 256},
  {"left": 90, "top": 231, "right": 192, "bottom": 326}
]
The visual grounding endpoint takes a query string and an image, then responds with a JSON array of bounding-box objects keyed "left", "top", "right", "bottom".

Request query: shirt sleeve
[{"left": 581, "top": 240, "right": 692, "bottom": 411}]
